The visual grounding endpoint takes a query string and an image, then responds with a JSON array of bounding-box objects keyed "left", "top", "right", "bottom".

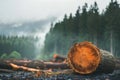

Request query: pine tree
[{"left": 105, "top": 0, "right": 120, "bottom": 56}]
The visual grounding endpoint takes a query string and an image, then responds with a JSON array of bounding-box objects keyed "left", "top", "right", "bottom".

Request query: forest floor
[
  {"left": 0, "top": 57, "right": 120, "bottom": 80},
  {"left": 0, "top": 69, "right": 120, "bottom": 80}
]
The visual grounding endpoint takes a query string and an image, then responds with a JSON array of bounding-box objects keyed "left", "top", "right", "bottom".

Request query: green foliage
[
  {"left": 0, "top": 51, "right": 21, "bottom": 59},
  {"left": 43, "top": 0, "right": 120, "bottom": 57},
  {"left": 8, "top": 51, "right": 21, "bottom": 59},
  {"left": 0, "top": 53, "right": 8, "bottom": 59},
  {"left": 0, "top": 36, "right": 38, "bottom": 59}
]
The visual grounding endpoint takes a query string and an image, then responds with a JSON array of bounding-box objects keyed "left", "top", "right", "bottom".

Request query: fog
[
  {"left": 0, "top": 0, "right": 114, "bottom": 37},
  {"left": 0, "top": 17, "right": 56, "bottom": 36}
]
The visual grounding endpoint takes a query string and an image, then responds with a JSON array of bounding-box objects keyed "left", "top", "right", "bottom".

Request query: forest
[
  {"left": 0, "top": 1, "right": 120, "bottom": 79},
  {"left": 0, "top": 0, "right": 120, "bottom": 59},
  {"left": 0, "top": 36, "right": 38, "bottom": 59},
  {"left": 43, "top": 0, "right": 120, "bottom": 57}
]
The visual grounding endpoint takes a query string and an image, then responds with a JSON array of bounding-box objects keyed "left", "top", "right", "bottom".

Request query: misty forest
[
  {"left": 0, "top": 0, "right": 120, "bottom": 59},
  {"left": 1, "top": 0, "right": 120, "bottom": 80},
  {"left": 44, "top": 1, "right": 120, "bottom": 58}
]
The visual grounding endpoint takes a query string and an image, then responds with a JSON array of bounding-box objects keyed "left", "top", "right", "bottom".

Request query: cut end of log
[{"left": 68, "top": 41, "right": 101, "bottom": 74}]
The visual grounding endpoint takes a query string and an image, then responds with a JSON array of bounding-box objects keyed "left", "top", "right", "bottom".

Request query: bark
[
  {"left": 95, "top": 49, "right": 115, "bottom": 73},
  {"left": 0, "top": 58, "right": 119, "bottom": 74},
  {"left": 10, "top": 63, "right": 74, "bottom": 77},
  {"left": 67, "top": 41, "right": 116, "bottom": 74},
  {"left": 0, "top": 59, "right": 69, "bottom": 70}
]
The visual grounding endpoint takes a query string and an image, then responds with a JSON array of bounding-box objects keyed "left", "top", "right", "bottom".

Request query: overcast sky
[{"left": 0, "top": 0, "right": 117, "bottom": 23}]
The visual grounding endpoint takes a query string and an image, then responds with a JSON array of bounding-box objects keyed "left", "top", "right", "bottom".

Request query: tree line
[
  {"left": 43, "top": 0, "right": 120, "bottom": 57},
  {"left": 0, "top": 35, "right": 38, "bottom": 59}
]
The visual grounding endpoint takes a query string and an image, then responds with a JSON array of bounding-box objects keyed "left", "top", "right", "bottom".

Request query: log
[
  {"left": 67, "top": 41, "right": 115, "bottom": 74},
  {"left": 0, "top": 41, "right": 119, "bottom": 75},
  {"left": 9, "top": 63, "right": 44, "bottom": 77},
  {"left": 0, "top": 59, "right": 119, "bottom": 70},
  {"left": 0, "top": 59, "right": 69, "bottom": 69},
  {"left": 53, "top": 54, "right": 66, "bottom": 62},
  {"left": 9, "top": 63, "right": 73, "bottom": 77},
  {"left": 0, "top": 69, "right": 14, "bottom": 73},
  {"left": 115, "top": 58, "right": 120, "bottom": 70}
]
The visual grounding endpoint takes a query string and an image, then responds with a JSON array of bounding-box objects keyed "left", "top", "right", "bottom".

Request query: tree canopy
[{"left": 43, "top": 0, "right": 120, "bottom": 57}]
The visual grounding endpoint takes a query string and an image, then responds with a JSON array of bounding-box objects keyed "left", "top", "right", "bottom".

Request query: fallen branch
[
  {"left": 9, "top": 63, "right": 73, "bottom": 77},
  {"left": 10, "top": 63, "right": 40, "bottom": 72}
]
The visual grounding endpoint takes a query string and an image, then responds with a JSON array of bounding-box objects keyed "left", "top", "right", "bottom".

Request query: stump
[{"left": 67, "top": 41, "right": 115, "bottom": 74}]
